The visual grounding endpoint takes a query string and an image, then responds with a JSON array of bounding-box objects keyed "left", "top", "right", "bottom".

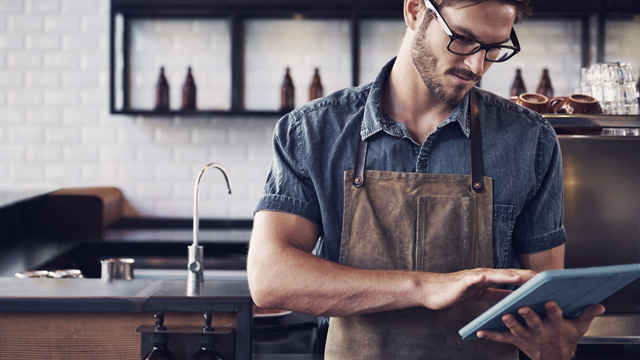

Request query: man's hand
[
  {"left": 477, "top": 301, "right": 605, "bottom": 360},
  {"left": 422, "top": 268, "right": 536, "bottom": 310}
]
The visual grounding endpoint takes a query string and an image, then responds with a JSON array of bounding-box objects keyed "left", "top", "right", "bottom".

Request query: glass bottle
[
  {"left": 189, "top": 312, "right": 224, "bottom": 360},
  {"left": 154, "top": 67, "right": 170, "bottom": 111},
  {"left": 181, "top": 66, "right": 197, "bottom": 111},
  {"left": 189, "top": 334, "right": 225, "bottom": 360},
  {"left": 143, "top": 312, "right": 177, "bottom": 360},
  {"left": 280, "top": 67, "right": 295, "bottom": 112},
  {"left": 536, "top": 68, "right": 554, "bottom": 98},
  {"left": 510, "top": 68, "right": 527, "bottom": 97},
  {"left": 309, "top": 67, "right": 324, "bottom": 101}
]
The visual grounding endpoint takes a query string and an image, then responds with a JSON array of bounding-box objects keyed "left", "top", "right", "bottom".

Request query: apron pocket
[{"left": 415, "top": 196, "right": 473, "bottom": 272}]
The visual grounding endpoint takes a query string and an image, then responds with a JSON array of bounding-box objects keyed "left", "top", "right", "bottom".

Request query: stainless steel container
[{"left": 100, "top": 258, "right": 135, "bottom": 280}]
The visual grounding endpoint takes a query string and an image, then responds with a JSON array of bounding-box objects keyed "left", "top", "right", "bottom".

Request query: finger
[
  {"left": 478, "top": 270, "right": 535, "bottom": 287},
  {"left": 578, "top": 304, "right": 606, "bottom": 319},
  {"left": 482, "top": 269, "right": 536, "bottom": 286},
  {"left": 572, "top": 304, "right": 606, "bottom": 334},
  {"left": 544, "top": 300, "right": 564, "bottom": 323},
  {"left": 502, "top": 313, "right": 530, "bottom": 339},
  {"left": 518, "top": 306, "right": 544, "bottom": 333},
  {"left": 477, "top": 329, "right": 517, "bottom": 345}
]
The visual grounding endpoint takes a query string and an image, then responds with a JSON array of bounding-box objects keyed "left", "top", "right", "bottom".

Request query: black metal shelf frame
[
  {"left": 109, "top": 1, "right": 407, "bottom": 116},
  {"left": 109, "top": 0, "right": 640, "bottom": 117}
]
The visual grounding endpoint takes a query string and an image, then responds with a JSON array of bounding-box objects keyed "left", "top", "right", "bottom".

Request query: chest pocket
[
  {"left": 492, "top": 204, "right": 519, "bottom": 268},
  {"left": 415, "top": 196, "right": 473, "bottom": 273}
]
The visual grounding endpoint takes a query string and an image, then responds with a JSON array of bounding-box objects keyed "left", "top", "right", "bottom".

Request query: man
[{"left": 247, "top": 0, "right": 604, "bottom": 359}]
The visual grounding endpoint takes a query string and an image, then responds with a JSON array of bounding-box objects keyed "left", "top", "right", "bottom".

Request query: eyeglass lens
[{"left": 448, "top": 38, "right": 515, "bottom": 62}]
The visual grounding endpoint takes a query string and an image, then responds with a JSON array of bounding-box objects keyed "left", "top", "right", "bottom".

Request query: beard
[{"left": 410, "top": 18, "right": 481, "bottom": 106}]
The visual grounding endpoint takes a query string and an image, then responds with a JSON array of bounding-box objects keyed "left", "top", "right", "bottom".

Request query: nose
[{"left": 464, "top": 50, "right": 487, "bottom": 77}]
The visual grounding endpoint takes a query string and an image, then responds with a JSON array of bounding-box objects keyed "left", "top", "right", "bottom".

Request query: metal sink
[{"left": 31, "top": 240, "right": 248, "bottom": 279}]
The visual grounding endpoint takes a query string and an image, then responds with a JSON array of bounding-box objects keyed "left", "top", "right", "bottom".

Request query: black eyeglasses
[{"left": 423, "top": 0, "right": 520, "bottom": 63}]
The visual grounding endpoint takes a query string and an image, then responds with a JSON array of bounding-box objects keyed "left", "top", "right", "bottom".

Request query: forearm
[
  {"left": 247, "top": 211, "right": 534, "bottom": 317},
  {"left": 248, "top": 236, "right": 424, "bottom": 317}
]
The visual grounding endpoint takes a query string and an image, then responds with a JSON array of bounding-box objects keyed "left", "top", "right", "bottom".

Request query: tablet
[{"left": 459, "top": 263, "right": 640, "bottom": 340}]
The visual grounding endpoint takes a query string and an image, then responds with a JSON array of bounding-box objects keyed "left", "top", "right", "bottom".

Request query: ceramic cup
[
  {"left": 551, "top": 94, "right": 603, "bottom": 114},
  {"left": 516, "top": 93, "right": 552, "bottom": 113}
]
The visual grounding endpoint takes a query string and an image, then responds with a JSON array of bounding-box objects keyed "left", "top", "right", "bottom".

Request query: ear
[{"left": 404, "top": 0, "right": 423, "bottom": 31}]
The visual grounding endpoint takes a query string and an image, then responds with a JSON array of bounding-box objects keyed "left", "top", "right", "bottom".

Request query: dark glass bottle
[
  {"left": 280, "top": 67, "right": 295, "bottom": 112},
  {"left": 189, "top": 312, "right": 224, "bottom": 360},
  {"left": 309, "top": 67, "right": 324, "bottom": 101},
  {"left": 143, "top": 312, "right": 177, "bottom": 360},
  {"left": 510, "top": 68, "right": 527, "bottom": 97},
  {"left": 189, "top": 334, "right": 225, "bottom": 360},
  {"left": 181, "top": 66, "right": 197, "bottom": 111},
  {"left": 536, "top": 68, "right": 554, "bottom": 98},
  {"left": 154, "top": 67, "right": 170, "bottom": 111},
  {"left": 143, "top": 333, "right": 177, "bottom": 360}
]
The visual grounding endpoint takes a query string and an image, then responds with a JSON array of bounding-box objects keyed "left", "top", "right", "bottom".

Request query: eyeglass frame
[{"left": 423, "top": 0, "right": 521, "bottom": 63}]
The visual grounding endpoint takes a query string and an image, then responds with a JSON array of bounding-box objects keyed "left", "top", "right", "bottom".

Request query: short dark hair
[{"left": 426, "top": 0, "right": 533, "bottom": 23}]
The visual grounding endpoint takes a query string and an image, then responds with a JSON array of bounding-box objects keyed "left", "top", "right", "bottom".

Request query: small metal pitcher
[{"left": 101, "top": 258, "right": 135, "bottom": 280}]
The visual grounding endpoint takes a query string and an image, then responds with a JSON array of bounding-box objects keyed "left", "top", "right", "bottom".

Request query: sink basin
[{"left": 31, "top": 240, "right": 248, "bottom": 279}]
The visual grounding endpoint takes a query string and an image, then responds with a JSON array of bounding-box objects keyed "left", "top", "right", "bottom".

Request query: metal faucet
[{"left": 188, "top": 163, "right": 232, "bottom": 296}]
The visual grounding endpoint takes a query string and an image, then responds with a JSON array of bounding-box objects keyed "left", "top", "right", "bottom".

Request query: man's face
[{"left": 411, "top": 1, "right": 516, "bottom": 105}]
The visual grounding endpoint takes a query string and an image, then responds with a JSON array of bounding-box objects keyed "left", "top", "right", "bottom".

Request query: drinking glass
[{"left": 581, "top": 62, "right": 640, "bottom": 115}]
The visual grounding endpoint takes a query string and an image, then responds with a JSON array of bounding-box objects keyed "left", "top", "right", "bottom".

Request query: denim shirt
[{"left": 256, "top": 58, "right": 566, "bottom": 269}]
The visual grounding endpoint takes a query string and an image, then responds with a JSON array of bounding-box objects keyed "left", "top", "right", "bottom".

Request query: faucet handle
[{"left": 189, "top": 260, "right": 201, "bottom": 273}]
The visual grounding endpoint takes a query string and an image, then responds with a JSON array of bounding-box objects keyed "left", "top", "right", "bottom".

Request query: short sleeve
[
  {"left": 254, "top": 113, "right": 322, "bottom": 227},
  {"left": 512, "top": 122, "right": 567, "bottom": 254}
]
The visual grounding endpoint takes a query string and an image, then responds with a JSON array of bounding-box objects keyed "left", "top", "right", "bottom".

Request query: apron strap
[
  {"left": 353, "top": 136, "right": 368, "bottom": 188},
  {"left": 352, "top": 88, "right": 485, "bottom": 192},
  {"left": 469, "top": 89, "right": 485, "bottom": 193}
]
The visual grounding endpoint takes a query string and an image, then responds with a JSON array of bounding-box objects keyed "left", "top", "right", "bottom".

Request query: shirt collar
[{"left": 361, "top": 58, "right": 472, "bottom": 141}]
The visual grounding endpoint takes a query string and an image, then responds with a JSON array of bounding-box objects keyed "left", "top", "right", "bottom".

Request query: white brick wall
[
  {"left": 606, "top": 20, "right": 640, "bottom": 79},
  {"left": 244, "top": 18, "right": 352, "bottom": 110},
  {"left": 128, "top": 18, "right": 232, "bottom": 111},
  {"left": 2, "top": 1, "right": 640, "bottom": 219},
  {"left": 482, "top": 19, "right": 583, "bottom": 98},
  {"left": 359, "top": 19, "right": 406, "bottom": 85}
]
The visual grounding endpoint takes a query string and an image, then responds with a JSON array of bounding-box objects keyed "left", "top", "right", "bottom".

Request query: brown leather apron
[{"left": 324, "top": 90, "right": 518, "bottom": 359}]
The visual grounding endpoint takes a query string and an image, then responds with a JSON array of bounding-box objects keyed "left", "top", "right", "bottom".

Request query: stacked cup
[{"left": 579, "top": 62, "right": 640, "bottom": 115}]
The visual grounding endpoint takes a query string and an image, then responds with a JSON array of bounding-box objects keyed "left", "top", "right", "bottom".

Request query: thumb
[{"left": 573, "top": 304, "right": 605, "bottom": 334}]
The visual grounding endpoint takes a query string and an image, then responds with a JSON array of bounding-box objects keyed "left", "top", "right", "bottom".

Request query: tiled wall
[
  {"left": 483, "top": 19, "right": 583, "bottom": 98},
  {"left": 129, "top": 19, "right": 232, "bottom": 111},
  {"left": 1, "top": 0, "right": 639, "bottom": 219},
  {"left": 244, "top": 19, "right": 353, "bottom": 110}
]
